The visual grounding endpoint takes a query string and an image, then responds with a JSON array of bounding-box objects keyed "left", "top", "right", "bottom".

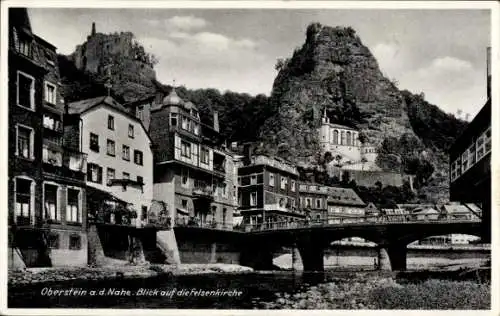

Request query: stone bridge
[{"left": 240, "top": 219, "right": 483, "bottom": 271}]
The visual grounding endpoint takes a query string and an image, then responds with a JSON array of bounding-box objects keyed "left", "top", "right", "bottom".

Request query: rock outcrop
[{"left": 260, "top": 23, "right": 414, "bottom": 165}]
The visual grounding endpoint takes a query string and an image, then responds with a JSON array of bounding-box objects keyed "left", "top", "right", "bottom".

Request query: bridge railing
[
  {"left": 174, "top": 217, "right": 234, "bottom": 231},
  {"left": 242, "top": 212, "right": 481, "bottom": 232}
]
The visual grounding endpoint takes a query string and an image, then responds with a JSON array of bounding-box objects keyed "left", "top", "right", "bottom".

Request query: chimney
[
  {"left": 91, "top": 22, "right": 96, "bottom": 36},
  {"left": 213, "top": 111, "right": 219, "bottom": 132},
  {"left": 243, "top": 143, "right": 254, "bottom": 164},
  {"left": 487, "top": 46, "right": 491, "bottom": 100}
]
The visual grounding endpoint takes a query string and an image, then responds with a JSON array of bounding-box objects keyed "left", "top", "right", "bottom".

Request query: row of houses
[
  {"left": 8, "top": 9, "right": 486, "bottom": 269},
  {"left": 7, "top": 11, "right": 367, "bottom": 268}
]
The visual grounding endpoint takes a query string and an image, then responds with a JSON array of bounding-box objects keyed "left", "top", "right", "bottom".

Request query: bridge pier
[
  {"left": 239, "top": 242, "right": 274, "bottom": 270},
  {"left": 378, "top": 243, "right": 407, "bottom": 271},
  {"left": 297, "top": 236, "right": 324, "bottom": 272}
]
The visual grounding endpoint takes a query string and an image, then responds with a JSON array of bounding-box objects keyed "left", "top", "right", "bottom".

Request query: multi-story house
[
  {"left": 449, "top": 47, "right": 491, "bottom": 242},
  {"left": 67, "top": 96, "right": 153, "bottom": 226},
  {"left": 146, "top": 87, "right": 238, "bottom": 229},
  {"left": 298, "top": 183, "right": 329, "bottom": 221},
  {"left": 298, "top": 183, "right": 368, "bottom": 225},
  {"left": 8, "top": 8, "right": 88, "bottom": 268},
  {"left": 238, "top": 153, "right": 302, "bottom": 230},
  {"left": 326, "top": 187, "right": 366, "bottom": 224}
]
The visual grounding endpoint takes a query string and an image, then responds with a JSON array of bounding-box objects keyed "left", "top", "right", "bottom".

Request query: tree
[{"left": 335, "top": 154, "right": 343, "bottom": 167}]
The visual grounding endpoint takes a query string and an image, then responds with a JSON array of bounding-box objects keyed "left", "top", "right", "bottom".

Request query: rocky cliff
[
  {"left": 68, "top": 24, "right": 157, "bottom": 102},
  {"left": 260, "top": 23, "right": 415, "bottom": 164},
  {"left": 258, "top": 23, "right": 467, "bottom": 202}
]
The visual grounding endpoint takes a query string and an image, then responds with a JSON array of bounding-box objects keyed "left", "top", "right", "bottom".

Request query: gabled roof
[
  {"left": 68, "top": 96, "right": 128, "bottom": 115},
  {"left": 326, "top": 187, "right": 366, "bottom": 206},
  {"left": 68, "top": 96, "right": 152, "bottom": 143}
]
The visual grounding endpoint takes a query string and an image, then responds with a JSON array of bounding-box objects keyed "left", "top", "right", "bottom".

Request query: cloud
[
  {"left": 398, "top": 56, "right": 485, "bottom": 117},
  {"left": 167, "top": 15, "right": 208, "bottom": 31},
  {"left": 138, "top": 32, "right": 269, "bottom": 95},
  {"left": 371, "top": 42, "right": 403, "bottom": 78}
]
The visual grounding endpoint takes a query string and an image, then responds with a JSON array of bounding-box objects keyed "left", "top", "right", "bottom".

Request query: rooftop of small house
[{"left": 326, "top": 187, "right": 366, "bottom": 207}]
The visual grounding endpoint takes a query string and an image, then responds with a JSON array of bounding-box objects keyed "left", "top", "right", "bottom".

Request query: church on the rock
[{"left": 318, "top": 109, "right": 378, "bottom": 171}]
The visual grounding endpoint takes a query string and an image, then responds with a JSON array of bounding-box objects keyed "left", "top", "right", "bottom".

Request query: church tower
[{"left": 91, "top": 22, "right": 96, "bottom": 36}]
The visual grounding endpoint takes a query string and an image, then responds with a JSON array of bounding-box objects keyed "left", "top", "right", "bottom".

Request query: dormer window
[{"left": 13, "top": 28, "right": 32, "bottom": 57}]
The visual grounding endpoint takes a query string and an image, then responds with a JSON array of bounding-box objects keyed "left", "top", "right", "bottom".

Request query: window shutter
[
  {"left": 98, "top": 166, "right": 103, "bottom": 183},
  {"left": 87, "top": 164, "right": 93, "bottom": 181}
]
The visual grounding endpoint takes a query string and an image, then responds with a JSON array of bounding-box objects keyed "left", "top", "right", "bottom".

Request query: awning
[
  {"left": 176, "top": 208, "right": 190, "bottom": 216},
  {"left": 86, "top": 185, "right": 128, "bottom": 205}
]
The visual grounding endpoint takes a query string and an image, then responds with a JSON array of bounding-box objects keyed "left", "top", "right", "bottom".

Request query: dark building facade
[
  {"left": 449, "top": 48, "right": 491, "bottom": 242},
  {"left": 8, "top": 8, "right": 88, "bottom": 268},
  {"left": 145, "top": 88, "right": 238, "bottom": 229},
  {"left": 238, "top": 154, "right": 302, "bottom": 230},
  {"left": 449, "top": 100, "right": 491, "bottom": 242}
]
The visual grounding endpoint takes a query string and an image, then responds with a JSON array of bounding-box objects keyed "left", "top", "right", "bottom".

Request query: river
[{"left": 8, "top": 247, "right": 489, "bottom": 309}]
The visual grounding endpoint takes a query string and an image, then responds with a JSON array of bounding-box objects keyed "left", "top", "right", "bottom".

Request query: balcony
[
  {"left": 251, "top": 155, "right": 298, "bottom": 176},
  {"left": 43, "top": 115, "right": 63, "bottom": 133},
  {"left": 42, "top": 145, "right": 87, "bottom": 179}
]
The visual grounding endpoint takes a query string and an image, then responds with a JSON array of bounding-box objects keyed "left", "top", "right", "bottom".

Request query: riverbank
[
  {"left": 259, "top": 273, "right": 490, "bottom": 309},
  {"left": 8, "top": 263, "right": 254, "bottom": 287}
]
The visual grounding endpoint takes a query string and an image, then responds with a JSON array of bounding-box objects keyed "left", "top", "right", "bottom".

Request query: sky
[{"left": 28, "top": 7, "right": 491, "bottom": 119}]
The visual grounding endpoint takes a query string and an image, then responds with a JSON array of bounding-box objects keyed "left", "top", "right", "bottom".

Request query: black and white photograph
[{"left": 1, "top": 0, "right": 497, "bottom": 313}]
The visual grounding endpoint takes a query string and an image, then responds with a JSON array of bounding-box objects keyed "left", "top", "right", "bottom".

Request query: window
[
  {"left": 280, "top": 176, "right": 288, "bottom": 190},
  {"left": 106, "top": 168, "right": 115, "bottom": 185},
  {"left": 291, "top": 180, "right": 296, "bottom": 192},
  {"left": 66, "top": 188, "right": 81, "bottom": 223},
  {"left": 43, "top": 183, "right": 59, "bottom": 221},
  {"left": 476, "top": 134, "right": 486, "bottom": 161},
  {"left": 250, "top": 175, "right": 257, "bottom": 185},
  {"left": 181, "top": 141, "right": 191, "bottom": 158},
  {"left": 306, "top": 198, "right": 312, "bottom": 208},
  {"left": 13, "top": 29, "right": 32, "bottom": 57},
  {"left": 181, "top": 116, "right": 190, "bottom": 130},
  {"left": 122, "top": 145, "right": 130, "bottom": 161},
  {"left": 333, "top": 130, "right": 339, "bottom": 145},
  {"left": 17, "top": 71, "right": 35, "bottom": 110},
  {"left": 108, "top": 115, "right": 114, "bottom": 130},
  {"left": 137, "top": 176, "right": 144, "bottom": 184},
  {"left": 134, "top": 150, "right": 143, "bottom": 165},
  {"left": 181, "top": 199, "right": 188, "bottom": 209},
  {"left": 485, "top": 127, "right": 491, "bottom": 154},
  {"left": 42, "top": 145, "right": 62, "bottom": 166},
  {"left": 269, "top": 173, "right": 275, "bottom": 186},
  {"left": 90, "top": 133, "right": 99, "bottom": 152},
  {"left": 43, "top": 114, "right": 61, "bottom": 131},
  {"left": 69, "top": 234, "right": 81, "bottom": 250},
  {"left": 193, "top": 123, "right": 200, "bottom": 135},
  {"left": 44, "top": 82, "right": 57, "bottom": 105},
  {"left": 141, "top": 206, "right": 148, "bottom": 220},
  {"left": 222, "top": 208, "right": 227, "bottom": 225},
  {"left": 200, "top": 147, "right": 210, "bottom": 164},
  {"left": 123, "top": 172, "right": 130, "bottom": 180},
  {"left": 181, "top": 168, "right": 189, "bottom": 187},
  {"left": 48, "top": 233, "right": 59, "bottom": 249},
  {"left": 15, "top": 178, "right": 32, "bottom": 222},
  {"left": 136, "top": 106, "right": 144, "bottom": 121},
  {"left": 250, "top": 192, "right": 257, "bottom": 206},
  {"left": 87, "top": 163, "right": 103, "bottom": 183},
  {"left": 107, "top": 139, "right": 115, "bottom": 156},
  {"left": 221, "top": 182, "right": 227, "bottom": 197},
  {"left": 316, "top": 199, "right": 322, "bottom": 209},
  {"left": 16, "top": 125, "right": 33, "bottom": 159},
  {"left": 128, "top": 124, "right": 134, "bottom": 138},
  {"left": 461, "top": 151, "right": 469, "bottom": 173},
  {"left": 341, "top": 131, "right": 346, "bottom": 145},
  {"left": 170, "top": 113, "right": 177, "bottom": 126}
]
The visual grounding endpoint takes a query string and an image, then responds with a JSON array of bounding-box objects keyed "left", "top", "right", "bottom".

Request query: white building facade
[
  {"left": 70, "top": 97, "right": 153, "bottom": 223},
  {"left": 318, "top": 109, "right": 378, "bottom": 166}
]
